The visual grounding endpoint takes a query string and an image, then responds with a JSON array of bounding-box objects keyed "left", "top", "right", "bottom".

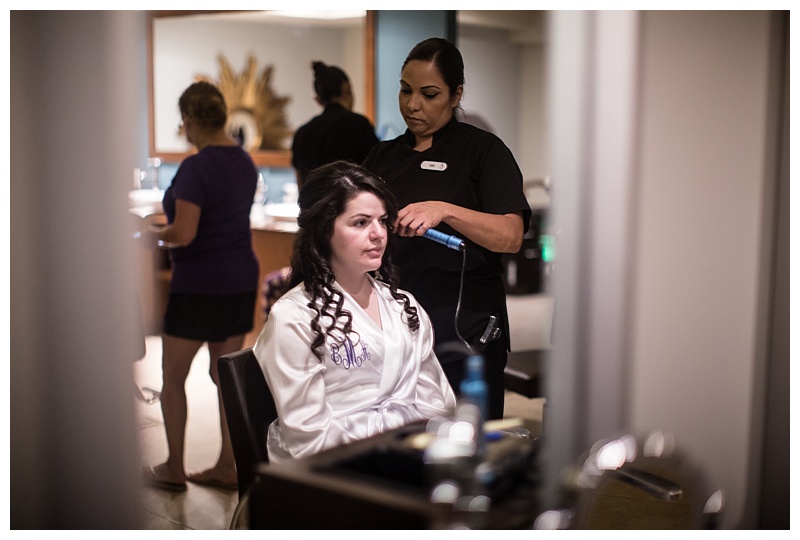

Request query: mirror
[{"left": 148, "top": 10, "right": 375, "bottom": 168}]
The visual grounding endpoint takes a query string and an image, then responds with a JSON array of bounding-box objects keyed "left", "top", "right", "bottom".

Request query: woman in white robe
[{"left": 253, "top": 161, "right": 457, "bottom": 463}]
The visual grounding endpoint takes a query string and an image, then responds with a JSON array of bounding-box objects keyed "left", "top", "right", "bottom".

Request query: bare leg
[
  {"left": 149, "top": 334, "right": 203, "bottom": 485},
  {"left": 186, "top": 334, "right": 244, "bottom": 488}
]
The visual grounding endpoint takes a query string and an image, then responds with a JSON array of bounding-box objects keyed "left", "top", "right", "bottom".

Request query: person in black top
[
  {"left": 291, "top": 61, "right": 379, "bottom": 189},
  {"left": 363, "top": 38, "right": 531, "bottom": 420}
]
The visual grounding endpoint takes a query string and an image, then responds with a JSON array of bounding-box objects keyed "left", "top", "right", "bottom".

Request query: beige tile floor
[
  {"left": 134, "top": 336, "right": 239, "bottom": 529},
  {"left": 133, "top": 294, "right": 551, "bottom": 529}
]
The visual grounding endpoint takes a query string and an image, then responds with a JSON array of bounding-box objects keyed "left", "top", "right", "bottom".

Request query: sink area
[
  {"left": 250, "top": 202, "right": 300, "bottom": 232},
  {"left": 128, "top": 188, "right": 163, "bottom": 215},
  {"left": 262, "top": 202, "right": 299, "bottom": 222}
]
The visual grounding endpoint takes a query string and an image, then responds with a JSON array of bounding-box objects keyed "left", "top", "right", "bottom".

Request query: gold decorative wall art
[{"left": 196, "top": 55, "right": 292, "bottom": 151}]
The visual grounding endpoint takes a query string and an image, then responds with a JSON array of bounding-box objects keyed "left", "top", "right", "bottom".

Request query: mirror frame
[{"left": 147, "top": 10, "right": 375, "bottom": 168}]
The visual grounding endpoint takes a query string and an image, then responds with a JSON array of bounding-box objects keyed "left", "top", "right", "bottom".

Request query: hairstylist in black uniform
[
  {"left": 363, "top": 37, "right": 530, "bottom": 420},
  {"left": 292, "top": 61, "right": 379, "bottom": 190}
]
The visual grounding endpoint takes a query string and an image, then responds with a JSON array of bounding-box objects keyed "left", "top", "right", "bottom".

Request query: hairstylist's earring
[{"left": 374, "top": 269, "right": 383, "bottom": 281}]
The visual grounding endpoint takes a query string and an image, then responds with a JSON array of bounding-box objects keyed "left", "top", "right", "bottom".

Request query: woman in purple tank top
[{"left": 142, "top": 81, "right": 258, "bottom": 493}]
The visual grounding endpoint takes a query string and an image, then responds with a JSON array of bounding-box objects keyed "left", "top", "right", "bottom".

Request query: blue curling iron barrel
[{"left": 423, "top": 228, "right": 465, "bottom": 251}]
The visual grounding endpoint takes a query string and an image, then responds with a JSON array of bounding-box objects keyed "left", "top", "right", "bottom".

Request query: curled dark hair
[
  {"left": 178, "top": 81, "right": 227, "bottom": 130},
  {"left": 312, "top": 61, "right": 349, "bottom": 106},
  {"left": 289, "top": 161, "right": 420, "bottom": 360},
  {"left": 402, "top": 37, "right": 464, "bottom": 97}
]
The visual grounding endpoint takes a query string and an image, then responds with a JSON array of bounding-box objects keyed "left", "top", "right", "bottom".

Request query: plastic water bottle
[
  {"left": 460, "top": 354, "right": 488, "bottom": 460},
  {"left": 424, "top": 356, "right": 492, "bottom": 529},
  {"left": 460, "top": 355, "right": 488, "bottom": 423}
]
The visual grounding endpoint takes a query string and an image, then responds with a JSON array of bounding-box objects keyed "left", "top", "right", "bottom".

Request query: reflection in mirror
[
  {"left": 195, "top": 54, "right": 293, "bottom": 152},
  {"left": 149, "top": 10, "right": 372, "bottom": 167}
]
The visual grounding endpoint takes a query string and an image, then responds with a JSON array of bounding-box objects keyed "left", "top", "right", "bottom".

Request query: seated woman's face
[{"left": 329, "top": 192, "right": 388, "bottom": 279}]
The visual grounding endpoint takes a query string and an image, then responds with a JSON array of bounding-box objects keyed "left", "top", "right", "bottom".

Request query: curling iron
[{"left": 423, "top": 228, "right": 465, "bottom": 251}]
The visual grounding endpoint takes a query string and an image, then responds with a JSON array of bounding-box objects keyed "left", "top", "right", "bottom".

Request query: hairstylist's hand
[{"left": 394, "top": 201, "right": 447, "bottom": 237}]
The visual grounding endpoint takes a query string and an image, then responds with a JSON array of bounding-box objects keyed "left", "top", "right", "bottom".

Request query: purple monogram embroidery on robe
[{"left": 330, "top": 335, "right": 370, "bottom": 369}]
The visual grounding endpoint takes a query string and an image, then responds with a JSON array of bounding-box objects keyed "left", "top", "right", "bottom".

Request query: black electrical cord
[{"left": 453, "top": 246, "right": 477, "bottom": 356}]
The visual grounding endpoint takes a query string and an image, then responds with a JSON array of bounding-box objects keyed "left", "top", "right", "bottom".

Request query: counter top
[
  {"left": 250, "top": 204, "right": 298, "bottom": 233},
  {"left": 130, "top": 203, "right": 298, "bottom": 234}
]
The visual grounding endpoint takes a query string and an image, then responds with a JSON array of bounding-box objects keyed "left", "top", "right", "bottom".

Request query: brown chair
[{"left": 218, "top": 348, "right": 278, "bottom": 528}]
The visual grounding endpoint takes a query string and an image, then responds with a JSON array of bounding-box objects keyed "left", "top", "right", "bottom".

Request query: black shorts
[{"left": 163, "top": 292, "right": 256, "bottom": 342}]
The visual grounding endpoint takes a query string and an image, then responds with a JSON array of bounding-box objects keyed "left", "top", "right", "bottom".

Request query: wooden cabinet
[
  {"left": 245, "top": 227, "right": 296, "bottom": 347},
  {"left": 132, "top": 212, "right": 170, "bottom": 336}
]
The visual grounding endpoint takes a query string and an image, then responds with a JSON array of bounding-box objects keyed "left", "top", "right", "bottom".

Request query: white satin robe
[{"left": 253, "top": 276, "right": 457, "bottom": 463}]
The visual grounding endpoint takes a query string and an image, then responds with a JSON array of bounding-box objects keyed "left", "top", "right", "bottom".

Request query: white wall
[
  {"left": 631, "top": 10, "right": 773, "bottom": 528},
  {"left": 546, "top": 10, "right": 782, "bottom": 529},
  {"left": 458, "top": 24, "right": 548, "bottom": 181},
  {"left": 153, "top": 15, "right": 365, "bottom": 152},
  {"left": 457, "top": 11, "right": 548, "bottom": 181},
  {"left": 518, "top": 43, "right": 548, "bottom": 181},
  {"left": 11, "top": 11, "right": 147, "bottom": 527},
  {"left": 458, "top": 25, "right": 521, "bottom": 159}
]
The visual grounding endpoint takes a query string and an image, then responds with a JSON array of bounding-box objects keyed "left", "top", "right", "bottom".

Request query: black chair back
[{"left": 218, "top": 348, "right": 277, "bottom": 498}]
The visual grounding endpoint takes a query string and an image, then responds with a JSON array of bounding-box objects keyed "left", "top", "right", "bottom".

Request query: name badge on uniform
[{"left": 421, "top": 160, "right": 447, "bottom": 172}]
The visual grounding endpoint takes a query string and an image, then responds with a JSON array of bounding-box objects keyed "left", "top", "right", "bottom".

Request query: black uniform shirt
[
  {"left": 363, "top": 117, "right": 531, "bottom": 347},
  {"left": 292, "top": 103, "right": 379, "bottom": 187}
]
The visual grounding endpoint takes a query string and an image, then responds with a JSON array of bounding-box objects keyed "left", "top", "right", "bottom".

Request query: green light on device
[{"left": 540, "top": 234, "right": 555, "bottom": 263}]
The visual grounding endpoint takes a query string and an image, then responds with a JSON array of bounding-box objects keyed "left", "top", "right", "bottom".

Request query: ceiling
[
  {"left": 178, "top": 10, "right": 547, "bottom": 42},
  {"left": 458, "top": 10, "right": 547, "bottom": 45}
]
